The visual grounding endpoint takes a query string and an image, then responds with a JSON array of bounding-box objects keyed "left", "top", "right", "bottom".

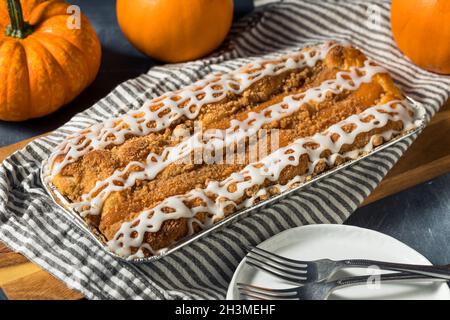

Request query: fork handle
[
  {"left": 339, "top": 259, "right": 450, "bottom": 280},
  {"left": 333, "top": 272, "right": 441, "bottom": 289}
]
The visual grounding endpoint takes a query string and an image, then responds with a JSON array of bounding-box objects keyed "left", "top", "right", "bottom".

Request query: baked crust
[{"left": 47, "top": 42, "right": 416, "bottom": 258}]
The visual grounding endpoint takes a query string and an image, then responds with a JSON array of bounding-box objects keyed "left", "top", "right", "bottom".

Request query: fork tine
[
  {"left": 237, "top": 283, "right": 298, "bottom": 293},
  {"left": 247, "top": 251, "right": 308, "bottom": 275},
  {"left": 239, "top": 290, "right": 298, "bottom": 300},
  {"left": 239, "top": 291, "right": 273, "bottom": 300},
  {"left": 237, "top": 283, "right": 298, "bottom": 300},
  {"left": 246, "top": 255, "right": 307, "bottom": 278},
  {"left": 247, "top": 246, "right": 308, "bottom": 267},
  {"left": 246, "top": 260, "right": 305, "bottom": 283}
]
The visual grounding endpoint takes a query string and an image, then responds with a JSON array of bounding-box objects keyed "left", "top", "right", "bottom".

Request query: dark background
[{"left": 0, "top": 0, "right": 449, "bottom": 266}]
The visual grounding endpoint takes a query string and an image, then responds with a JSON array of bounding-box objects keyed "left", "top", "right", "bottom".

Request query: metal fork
[
  {"left": 246, "top": 246, "right": 450, "bottom": 284},
  {"left": 238, "top": 272, "right": 440, "bottom": 300}
]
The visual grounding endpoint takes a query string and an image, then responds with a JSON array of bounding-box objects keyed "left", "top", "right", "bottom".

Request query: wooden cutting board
[{"left": 0, "top": 100, "right": 450, "bottom": 300}]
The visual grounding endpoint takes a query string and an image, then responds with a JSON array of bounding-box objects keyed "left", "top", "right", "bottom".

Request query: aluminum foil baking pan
[{"left": 40, "top": 97, "right": 427, "bottom": 263}]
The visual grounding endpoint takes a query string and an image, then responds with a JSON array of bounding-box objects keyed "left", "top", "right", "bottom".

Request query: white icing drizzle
[
  {"left": 48, "top": 42, "right": 337, "bottom": 177},
  {"left": 70, "top": 59, "right": 387, "bottom": 218},
  {"left": 43, "top": 40, "right": 420, "bottom": 259},
  {"left": 107, "top": 100, "right": 417, "bottom": 259}
]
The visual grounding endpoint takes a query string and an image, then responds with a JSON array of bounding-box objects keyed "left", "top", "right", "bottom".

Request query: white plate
[{"left": 227, "top": 224, "right": 450, "bottom": 300}]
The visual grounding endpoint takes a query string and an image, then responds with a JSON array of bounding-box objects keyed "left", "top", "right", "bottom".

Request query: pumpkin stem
[{"left": 5, "top": 0, "right": 33, "bottom": 39}]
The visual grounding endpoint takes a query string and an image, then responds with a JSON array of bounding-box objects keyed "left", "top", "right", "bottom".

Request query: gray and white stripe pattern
[{"left": 0, "top": 0, "right": 449, "bottom": 299}]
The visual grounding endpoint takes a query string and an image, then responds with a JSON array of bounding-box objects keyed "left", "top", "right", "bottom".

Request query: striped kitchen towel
[{"left": 0, "top": 0, "right": 449, "bottom": 300}]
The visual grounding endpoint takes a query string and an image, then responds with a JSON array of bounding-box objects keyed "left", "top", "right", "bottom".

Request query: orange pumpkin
[
  {"left": 0, "top": 0, "right": 101, "bottom": 121},
  {"left": 116, "top": 0, "right": 234, "bottom": 63},
  {"left": 391, "top": 0, "right": 450, "bottom": 74}
]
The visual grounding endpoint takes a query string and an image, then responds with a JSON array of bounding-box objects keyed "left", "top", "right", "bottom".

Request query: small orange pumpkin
[
  {"left": 391, "top": 0, "right": 450, "bottom": 74},
  {"left": 116, "top": 0, "right": 234, "bottom": 63},
  {"left": 0, "top": 0, "right": 101, "bottom": 121}
]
